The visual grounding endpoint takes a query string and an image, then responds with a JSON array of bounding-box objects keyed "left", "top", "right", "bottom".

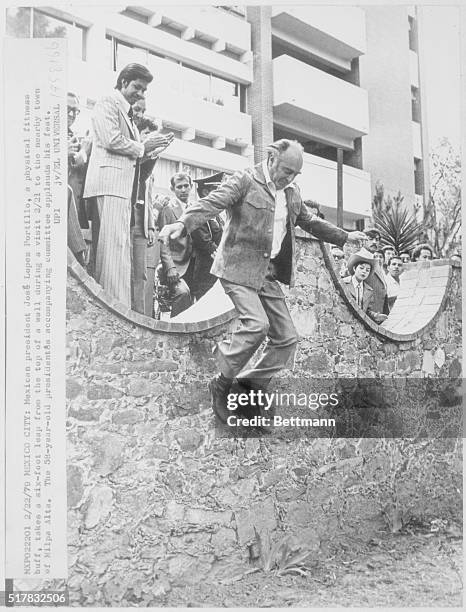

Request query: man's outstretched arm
[
  {"left": 296, "top": 199, "right": 366, "bottom": 246},
  {"left": 159, "top": 172, "right": 245, "bottom": 244}
]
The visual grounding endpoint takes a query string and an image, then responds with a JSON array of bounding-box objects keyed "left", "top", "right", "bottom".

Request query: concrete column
[
  {"left": 246, "top": 6, "right": 274, "bottom": 163},
  {"left": 85, "top": 10, "right": 107, "bottom": 72},
  {"left": 415, "top": 6, "right": 431, "bottom": 202},
  {"left": 337, "top": 147, "right": 344, "bottom": 228}
]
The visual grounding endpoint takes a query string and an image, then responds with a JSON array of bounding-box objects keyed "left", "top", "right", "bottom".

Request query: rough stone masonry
[{"left": 65, "top": 237, "right": 462, "bottom": 606}]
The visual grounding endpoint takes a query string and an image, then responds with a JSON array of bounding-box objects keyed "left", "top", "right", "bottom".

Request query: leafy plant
[
  {"left": 253, "top": 528, "right": 317, "bottom": 576},
  {"left": 372, "top": 184, "right": 423, "bottom": 253},
  {"left": 415, "top": 138, "right": 461, "bottom": 256}
]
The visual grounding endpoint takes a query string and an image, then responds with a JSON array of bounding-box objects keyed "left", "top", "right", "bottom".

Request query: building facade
[{"left": 5, "top": 4, "right": 429, "bottom": 223}]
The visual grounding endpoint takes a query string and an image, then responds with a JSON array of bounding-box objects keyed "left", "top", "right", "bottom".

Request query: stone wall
[{"left": 66, "top": 238, "right": 462, "bottom": 606}]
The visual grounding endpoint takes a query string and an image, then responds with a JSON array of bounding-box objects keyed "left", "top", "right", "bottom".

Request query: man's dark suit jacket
[
  {"left": 365, "top": 265, "right": 388, "bottom": 314},
  {"left": 343, "top": 277, "right": 387, "bottom": 324}
]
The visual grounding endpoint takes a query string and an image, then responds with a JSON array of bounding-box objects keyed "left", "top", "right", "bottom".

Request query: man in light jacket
[
  {"left": 83, "top": 63, "right": 170, "bottom": 306},
  {"left": 160, "top": 139, "right": 366, "bottom": 422}
]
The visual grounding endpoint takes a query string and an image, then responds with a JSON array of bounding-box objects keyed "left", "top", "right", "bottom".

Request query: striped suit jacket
[{"left": 83, "top": 89, "right": 143, "bottom": 200}]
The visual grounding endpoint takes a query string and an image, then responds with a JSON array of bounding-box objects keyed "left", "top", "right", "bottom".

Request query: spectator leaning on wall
[{"left": 343, "top": 248, "right": 388, "bottom": 324}]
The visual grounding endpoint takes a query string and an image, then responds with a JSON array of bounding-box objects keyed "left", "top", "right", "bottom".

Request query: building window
[
  {"left": 411, "top": 86, "right": 421, "bottom": 123},
  {"left": 115, "top": 39, "right": 149, "bottom": 70},
  {"left": 355, "top": 219, "right": 365, "bottom": 231},
  {"left": 302, "top": 139, "right": 338, "bottom": 162},
  {"left": 211, "top": 75, "right": 241, "bottom": 111},
  {"left": 6, "top": 7, "right": 86, "bottom": 60},
  {"left": 408, "top": 16, "right": 418, "bottom": 52},
  {"left": 106, "top": 36, "right": 244, "bottom": 111},
  {"left": 179, "top": 63, "right": 242, "bottom": 111},
  {"left": 414, "top": 158, "right": 424, "bottom": 195},
  {"left": 181, "top": 64, "right": 212, "bottom": 101}
]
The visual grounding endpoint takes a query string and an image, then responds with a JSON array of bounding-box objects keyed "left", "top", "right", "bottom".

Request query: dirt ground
[{"left": 166, "top": 530, "right": 463, "bottom": 608}]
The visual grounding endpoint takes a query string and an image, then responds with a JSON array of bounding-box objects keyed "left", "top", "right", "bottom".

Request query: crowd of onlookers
[
  {"left": 67, "top": 63, "right": 227, "bottom": 319},
  {"left": 67, "top": 62, "right": 460, "bottom": 324},
  {"left": 329, "top": 229, "right": 460, "bottom": 323}
]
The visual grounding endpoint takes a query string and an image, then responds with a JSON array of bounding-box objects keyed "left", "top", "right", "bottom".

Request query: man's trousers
[
  {"left": 217, "top": 269, "right": 298, "bottom": 383},
  {"left": 67, "top": 186, "right": 86, "bottom": 257},
  {"left": 145, "top": 238, "right": 160, "bottom": 317},
  {"left": 95, "top": 195, "right": 131, "bottom": 307},
  {"left": 130, "top": 205, "right": 148, "bottom": 315}
]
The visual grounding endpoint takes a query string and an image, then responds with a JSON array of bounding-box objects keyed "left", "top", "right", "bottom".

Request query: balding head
[{"left": 266, "top": 139, "right": 303, "bottom": 190}]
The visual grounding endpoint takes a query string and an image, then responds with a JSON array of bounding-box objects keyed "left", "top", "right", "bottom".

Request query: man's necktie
[
  {"left": 127, "top": 106, "right": 134, "bottom": 122},
  {"left": 357, "top": 284, "right": 362, "bottom": 307}
]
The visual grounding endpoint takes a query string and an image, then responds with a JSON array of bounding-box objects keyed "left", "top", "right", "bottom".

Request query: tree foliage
[
  {"left": 372, "top": 184, "right": 423, "bottom": 254},
  {"left": 415, "top": 138, "right": 461, "bottom": 257},
  {"left": 7, "top": 7, "right": 67, "bottom": 38}
]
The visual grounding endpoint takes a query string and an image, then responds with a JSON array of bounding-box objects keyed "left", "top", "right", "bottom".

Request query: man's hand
[
  {"left": 143, "top": 131, "right": 174, "bottom": 155},
  {"left": 346, "top": 231, "right": 368, "bottom": 244},
  {"left": 147, "top": 228, "right": 155, "bottom": 246},
  {"left": 166, "top": 269, "right": 180, "bottom": 287},
  {"left": 153, "top": 194, "right": 170, "bottom": 211},
  {"left": 159, "top": 221, "right": 184, "bottom": 245}
]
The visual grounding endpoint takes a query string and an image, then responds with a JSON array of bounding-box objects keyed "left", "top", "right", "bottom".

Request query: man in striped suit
[{"left": 83, "top": 63, "right": 171, "bottom": 306}]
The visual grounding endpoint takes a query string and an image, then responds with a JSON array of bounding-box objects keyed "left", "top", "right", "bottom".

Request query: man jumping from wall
[{"left": 159, "top": 139, "right": 366, "bottom": 423}]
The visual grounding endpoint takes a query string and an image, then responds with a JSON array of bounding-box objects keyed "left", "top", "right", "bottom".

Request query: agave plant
[
  {"left": 253, "top": 528, "right": 317, "bottom": 576},
  {"left": 372, "top": 185, "right": 423, "bottom": 253}
]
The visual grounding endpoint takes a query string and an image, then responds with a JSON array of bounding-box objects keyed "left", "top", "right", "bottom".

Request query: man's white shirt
[
  {"left": 351, "top": 276, "right": 365, "bottom": 306},
  {"left": 385, "top": 272, "right": 400, "bottom": 298},
  {"left": 262, "top": 160, "right": 288, "bottom": 259}
]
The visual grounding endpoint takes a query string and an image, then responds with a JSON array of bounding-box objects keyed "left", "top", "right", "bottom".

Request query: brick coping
[{"left": 322, "top": 243, "right": 457, "bottom": 343}]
